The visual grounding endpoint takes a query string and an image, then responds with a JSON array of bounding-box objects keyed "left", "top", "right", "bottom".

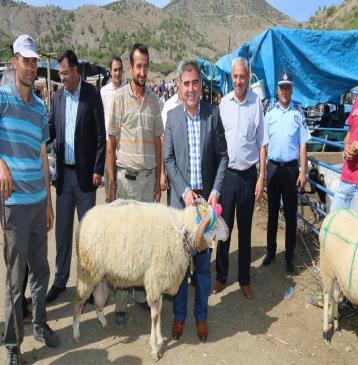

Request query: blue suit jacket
[{"left": 49, "top": 80, "right": 106, "bottom": 195}]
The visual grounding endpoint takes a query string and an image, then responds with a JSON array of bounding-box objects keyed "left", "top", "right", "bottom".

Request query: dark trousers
[
  {"left": 54, "top": 168, "right": 96, "bottom": 288},
  {"left": 173, "top": 248, "right": 212, "bottom": 322},
  {"left": 3, "top": 201, "right": 49, "bottom": 346},
  {"left": 22, "top": 266, "right": 29, "bottom": 315},
  {"left": 266, "top": 160, "right": 299, "bottom": 262},
  {"left": 215, "top": 166, "right": 257, "bottom": 286}
]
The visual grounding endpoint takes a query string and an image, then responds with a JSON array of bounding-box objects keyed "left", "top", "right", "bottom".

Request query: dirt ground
[{"left": 1, "top": 154, "right": 357, "bottom": 364}]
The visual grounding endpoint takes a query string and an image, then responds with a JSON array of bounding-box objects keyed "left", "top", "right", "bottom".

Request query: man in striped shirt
[
  {"left": 0, "top": 34, "right": 60, "bottom": 364},
  {"left": 107, "top": 43, "right": 163, "bottom": 327}
]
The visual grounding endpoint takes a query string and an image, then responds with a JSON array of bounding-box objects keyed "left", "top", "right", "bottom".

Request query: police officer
[{"left": 262, "top": 72, "right": 311, "bottom": 273}]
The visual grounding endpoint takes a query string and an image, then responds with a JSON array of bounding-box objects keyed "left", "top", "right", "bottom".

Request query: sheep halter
[{"left": 169, "top": 213, "right": 197, "bottom": 257}]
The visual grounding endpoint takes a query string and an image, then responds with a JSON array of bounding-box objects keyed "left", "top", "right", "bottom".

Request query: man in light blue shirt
[
  {"left": 262, "top": 72, "right": 311, "bottom": 274},
  {"left": 213, "top": 57, "right": 267, "bottom": 300}
]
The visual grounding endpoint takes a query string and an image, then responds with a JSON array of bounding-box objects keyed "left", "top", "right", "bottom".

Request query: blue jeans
[
  {"left": 331, "top": 180, "right": 358, "bottom": 211},
  {"left": 173, "top": 249, "right": 212, "bottom": 322}
]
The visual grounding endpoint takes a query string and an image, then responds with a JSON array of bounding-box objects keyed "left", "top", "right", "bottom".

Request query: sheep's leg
[
  {"left": 332, "top": 280, "right": 341, "bottom": 336},
  {"left": 155, "top": 296, "right": 164, "bottom": 353},
  {"left": 323, "top": 292, "right": 332, "bottom": 346},
  {"left": 332, "top": 300, "right": 341, "bottom": 336},
  {"left": 149, "top": 299, "right": 160, "bottom": 361},
  {"left": 94, "top": 281, "right": 109, "bottom": 328},
  {"left": 73, "top": 277, "right": 95, "bottom": 342},
  {"left": 96, "top": 308, "right": 107, "bottom": 328}
]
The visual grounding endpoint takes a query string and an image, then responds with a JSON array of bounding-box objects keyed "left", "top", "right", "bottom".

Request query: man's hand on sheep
[
  {"left": 184, "top": 189, "right": 198, "bottom": 206},
  {"left": 0, "top": 159, "right": 13, "bottom": 200}
]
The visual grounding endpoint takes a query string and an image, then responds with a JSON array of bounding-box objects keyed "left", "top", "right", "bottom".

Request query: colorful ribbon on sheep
[{"left": 195, "top": 203, "right": 223, "bottom": 233}]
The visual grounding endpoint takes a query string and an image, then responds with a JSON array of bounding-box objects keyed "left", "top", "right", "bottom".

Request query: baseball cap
[
  {"left": 277, "top": 72, "right": 293, "bottom": 86},
  {"left": 13, "top": 34, "right": 40, "bottom": 59}
]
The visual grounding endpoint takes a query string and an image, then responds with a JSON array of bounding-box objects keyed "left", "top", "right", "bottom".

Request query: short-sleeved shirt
[
  {"left": 220, "top": 89, "right": 267, "bottom": 170},
  {"left": 265, "top": 101, "right": 311, "bottom": 162},
  {"left": 0, "top": 84, "right": 49, "bottom": 205},
  {"left": 107, "top": 83, "right": 163, "bottom": 171},
  {"left": 341, "top": 98, "right": 358, "bottom": 184}
]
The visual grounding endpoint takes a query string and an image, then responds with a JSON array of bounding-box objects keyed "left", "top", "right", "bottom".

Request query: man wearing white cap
[
  {"left": 262, "top": 71, "right": 311, "bottom": 274},
  {"left": 0, "top": 34, "right": 60, "bottom": 364}
]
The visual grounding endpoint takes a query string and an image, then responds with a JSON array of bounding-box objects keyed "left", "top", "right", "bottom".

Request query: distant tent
[
  {"left": 196, "top": 58, "right": 229, "bottom": 100},
  {"left": 215, "top": 27, "right": 358, "bottom": 107}
]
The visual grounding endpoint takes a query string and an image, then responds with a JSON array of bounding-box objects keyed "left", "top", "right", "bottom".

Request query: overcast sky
[{"left": 21, "top": 0, "right": 344, "bottom": 21}]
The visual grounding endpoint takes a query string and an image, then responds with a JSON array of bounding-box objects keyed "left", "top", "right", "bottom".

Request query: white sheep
[
  {"left": 319, "top": 208, "right": 358, "bottom": 345},
  {"left": 73, "top": 198, "right": 228, "bottom": 360}
]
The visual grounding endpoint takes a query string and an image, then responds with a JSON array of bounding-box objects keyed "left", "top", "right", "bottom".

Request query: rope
[
  {"left": 1, "top": 197, "right": 24, "bottom": 365},
  {"left": 169, "top": 213, "right": 195, "bottom": 256},
  {"left": 169, "top": 213, "right": 195, "bottom": 273}
]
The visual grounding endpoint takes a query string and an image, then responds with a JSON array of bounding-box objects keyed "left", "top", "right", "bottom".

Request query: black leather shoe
[
  {"left": 46, "top": 285, "right": 66, "bottom": 303},
  {"left": 261, "top": 253, "right": 275, "bottom": 267}
]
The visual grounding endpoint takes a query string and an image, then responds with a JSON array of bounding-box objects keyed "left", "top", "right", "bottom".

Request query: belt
[
  {"left": 119, "top": 167, "right": 155, "bottom": 180},
  {"left": 268, "top": 159, "right": 298, "bottom": 168},
  {"left": 64, "top": 163, "right": 76, "bottom": 169},
  {"left": 228, "top": 164, "right": 256, "bottom": 173}
]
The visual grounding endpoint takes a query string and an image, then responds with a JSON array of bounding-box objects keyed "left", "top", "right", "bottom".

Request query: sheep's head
[
  {"left": 193, "top": 198, "right": 229, "bottom": 252},
  {"left": 308, "top": 166, "right": 327, "bottom": 204}
]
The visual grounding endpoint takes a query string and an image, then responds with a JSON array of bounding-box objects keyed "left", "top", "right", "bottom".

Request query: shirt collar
[
  {"left": 128, "top": 82, "right": 148, "bottom": 100},
  {"left": 10, "top": 83, "right": 36, "bottom": 106},
  {"left": 184, "top": 103, "right": 201, "bottom": 121},
  {"left": 64, "top": 77, "right": 81, "bottom": 98},
  {"left": 230, "top": 89, "right": 254, "bottom": 105}
]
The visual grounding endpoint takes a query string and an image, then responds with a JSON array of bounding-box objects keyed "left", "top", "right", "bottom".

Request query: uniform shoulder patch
[
  {"left": 266, "top": 102, "right": 278, "bottom": 114},
  {"left": 293, "top": 103, "right": 305, "bottom": 117}
]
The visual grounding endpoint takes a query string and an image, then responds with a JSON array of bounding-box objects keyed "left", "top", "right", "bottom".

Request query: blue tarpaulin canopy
[
  {"left": 196, "top": 58, "right": 228, "bottom": 95},
  {"left": 213, "top": 27, "right": 358, "bottom": 107}
]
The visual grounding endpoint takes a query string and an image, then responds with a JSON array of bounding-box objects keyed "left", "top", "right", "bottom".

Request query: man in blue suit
[
  {"left": 47, "top": 50, "right": 106, "bottom": 302},
  {"left": 164, "top": 59, "right": 228, "bottom": 341}
]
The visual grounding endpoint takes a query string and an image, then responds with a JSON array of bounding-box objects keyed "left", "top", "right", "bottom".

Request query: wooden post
[{"left": 46, "top": 55, "right": 51, "bottom": 110}]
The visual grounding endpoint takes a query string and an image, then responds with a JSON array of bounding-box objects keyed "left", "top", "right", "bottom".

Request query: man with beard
[
  {"left": 107, "top": 43, "right": 163, "bottom": 328},
  {"left": 0, "top": 34, "right": 60, "bottom": 364}
]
